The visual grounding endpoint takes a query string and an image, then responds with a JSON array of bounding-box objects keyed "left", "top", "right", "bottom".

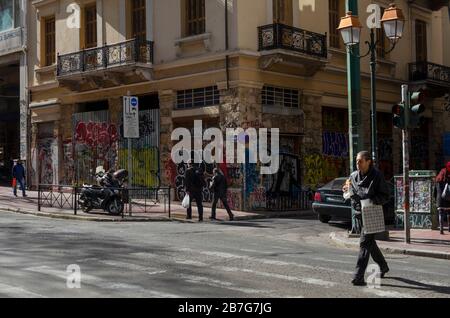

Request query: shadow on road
[
  {"left": 382, "top": 277, "right": 450, "bottom": 296},
  {"left": 215, "top": 221, "right": 273, "bottom": 229},
  {"left": 328, "top": 222, "right": 351, "bottom": 230}
]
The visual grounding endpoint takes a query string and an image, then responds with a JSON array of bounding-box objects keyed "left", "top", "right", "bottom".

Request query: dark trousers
[
  {"left": 13, "top": 178, "right": 26, "bottom": 196},
  {"left": 211, "top": 194, "right": 233, "bottom": 218},
  {"left": 439, "top": 208, "right": 450, "bottom": 231},
  {"left": 187, "top": 192, "right": 203, "bottom": 220},
  {"left": 354, "top": 232, "right": 388, "bottom": 280}
]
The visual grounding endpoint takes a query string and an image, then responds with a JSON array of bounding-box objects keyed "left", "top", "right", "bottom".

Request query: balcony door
[
  {"left": 131, "top": 0, "right": 146, "bottom": 41},
  {"left": 84, "top": 4, "right": 97, "bottom": 49},
  {"left": 415, "top": 19, "right": 427, "bottom": 62},
  {"left": 273, "top": 0, "right": 293, "bottom": 26}
]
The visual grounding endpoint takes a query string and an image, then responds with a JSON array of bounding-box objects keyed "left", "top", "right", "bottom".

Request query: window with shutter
[
  {"left": 329, "top": 0, "right": 342, "bottom": 49},
  {"left": 45, "top": 16, "right": 55, "bottom": 66},
  {"left": 186, "top": 0, "right": 205, "bottom": 36},
  {"left": 273, "top": 0, "right": 293, "bottom": 25},
  {"left": 415, "top": 20, "right": 427, "bottom": 62},
  {"left": 132, "top": 0, "right": 146, "bottom": 40},
  {"left": 85, "top": 4, "right": 97, "bottom": 49}
]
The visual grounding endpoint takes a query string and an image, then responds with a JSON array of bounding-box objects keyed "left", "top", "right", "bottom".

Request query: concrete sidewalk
[
  {"left": 0, "top": 186, "right": 314, "bottom": 222},
  {"left": 330, "top": 229, "right": 450, "bottom": 260}
]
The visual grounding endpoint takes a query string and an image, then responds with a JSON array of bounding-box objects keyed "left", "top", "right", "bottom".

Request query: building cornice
[
  {"left": 323, "top": 65, "right": 405, "bottom": 84},
  {"left": 29, "top": 98, "right": 60, "bottom": 108},
  {"left": 32, "top": 0, "right": 58, "bottom": 9},
  {"left": 29, "top": 81, "right": 59, "bottom": 92},
  {"left": 409, "top": 2, "right": 433, "bottom": 14},
  {"left": 153, "top": 49, "right": 259, "bottom": 71}
]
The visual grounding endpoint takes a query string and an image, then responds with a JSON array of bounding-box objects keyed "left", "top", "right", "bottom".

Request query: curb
[
  {"left": 170, "top": 210, "right": 316, "bottom": 222},
  {"left": 0, "top": 207, "right": 172, "bottom": 222},
  {"left": 1, "top": 204, "right": 315, "bottom": 223},
  {"left": 329, "top": 232, "right": 450, "bottom": 260}
]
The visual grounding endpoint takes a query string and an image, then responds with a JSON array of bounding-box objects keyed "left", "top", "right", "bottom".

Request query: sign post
[
  {"left": 123, "top": 95, "right": 139, "bottom": 214},
  {"left": 401, "top": 85, "right": 411, "bottom": 244}
]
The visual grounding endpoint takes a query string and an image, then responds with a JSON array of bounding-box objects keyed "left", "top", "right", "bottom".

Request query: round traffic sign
[{"left": 130, "top": 97, "right": 138, "bottom": 107}]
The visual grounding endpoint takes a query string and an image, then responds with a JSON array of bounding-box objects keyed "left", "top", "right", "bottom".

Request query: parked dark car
[{"left": 312, "top": 177, "right": 395, "bottom": 225}]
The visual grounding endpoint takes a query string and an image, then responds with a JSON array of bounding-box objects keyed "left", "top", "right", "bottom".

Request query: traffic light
[
  {"left": 409, "top": 90, "right": 426, "bottom": 129},
  {"left": 392, "top": 102, "right": 405, "bottom": 129}
]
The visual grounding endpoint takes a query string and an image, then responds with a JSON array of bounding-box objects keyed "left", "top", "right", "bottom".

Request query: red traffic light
[{"left": 392, "top": 103, "right": 404, "bottom": 115}]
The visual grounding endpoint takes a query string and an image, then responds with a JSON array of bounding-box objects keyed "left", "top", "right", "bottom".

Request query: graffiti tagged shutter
[
  {"left": 72, "top": 110, "right": 118, "bottom": 185},
  {"left": 37, "top": 122, "right": 58, "bottom": 185},
  {"left": 118, "top": 109, "right": 160, "bottom": 188}
]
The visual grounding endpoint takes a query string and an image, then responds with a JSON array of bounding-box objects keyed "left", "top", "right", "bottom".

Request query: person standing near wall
[
  {"left": 434, "top": 162, "right": 450, "bottom": 235},
  {"left": 12, "top": 159, "right": 27, "bottom": 197},
  {"left": 210, "top": 168, "right": 234, "bottom": 221},
  {"left": 184, "top": 160, "right": 205, "bottom": 222}
]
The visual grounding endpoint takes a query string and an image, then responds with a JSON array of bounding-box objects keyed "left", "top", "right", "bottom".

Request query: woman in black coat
[{"left": 435, "top": 162, "right": 450, "bottom": 234}]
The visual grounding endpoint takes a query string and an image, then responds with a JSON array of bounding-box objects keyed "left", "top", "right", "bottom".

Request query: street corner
[
  {"left": 0, "top": 205, "right": 173, "bottom": 223},
  {"left": 328, "top": 230, "right": 450, "bottom": 260},
  {"left": 328, "top": 231, "right": 359, "bottom": 250}
]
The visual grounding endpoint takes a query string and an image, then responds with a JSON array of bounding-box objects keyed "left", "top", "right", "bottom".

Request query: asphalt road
[{"left": 0, "top": 211, "right": 449, "bottom": 298}]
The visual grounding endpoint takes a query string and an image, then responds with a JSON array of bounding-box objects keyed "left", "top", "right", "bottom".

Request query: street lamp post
[{"left": 338, "top": 4, "right": 405, "bottom": 165}]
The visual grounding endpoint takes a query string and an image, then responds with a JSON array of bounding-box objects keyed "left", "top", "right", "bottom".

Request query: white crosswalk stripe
[
  {"left": 24, "top": 265, "right": 181, "bottom": 298},
  {"left": 0, "top": 282, "right": 46, "bottom": 298},
  {"left": 215, "top": 266, "right": 336, "bottom": 288}
]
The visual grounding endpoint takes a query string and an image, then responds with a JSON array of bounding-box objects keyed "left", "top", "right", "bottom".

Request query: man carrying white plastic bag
[
  {"left": 181, "top": 193, "right": 190, "bottom": 209},
  {"left": 343, "top": 151, "right": 390, "bottom": 287}
]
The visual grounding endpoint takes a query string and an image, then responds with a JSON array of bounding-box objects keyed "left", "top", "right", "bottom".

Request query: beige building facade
[
  {"left": 27, "top": 0, "right": 450, "bottom": 211},
  {"left": 0, "top": 0, "right": 28, "bottom": 185}
]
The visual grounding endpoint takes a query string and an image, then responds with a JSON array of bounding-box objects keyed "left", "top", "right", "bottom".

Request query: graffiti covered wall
[
  {"left": 35, "top": 122, "right": 58, "bottom": 185},
  {"left": 72, "top": 111, "right": 119, "bottom": 184},
  {"left": 118, "top": 109, "right": 160, "bottom": 188},
  {"left": 303, "top": 107, "right": 349, "bottom": 189},
  {"left": 395, "top": 176, "right": 436, "bottom": 229},
  {"left": 71, "top": 109, "right": 160, "bottom": 187}
]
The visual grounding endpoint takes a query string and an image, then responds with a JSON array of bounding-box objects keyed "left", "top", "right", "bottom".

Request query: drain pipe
[{"left": 225, "top": 0, "right": 230, "bottom": 90}]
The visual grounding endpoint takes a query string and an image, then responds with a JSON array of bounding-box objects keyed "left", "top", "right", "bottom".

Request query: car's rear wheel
[{"left": 318, "top": 214, "right": 331, "bottom": 223}]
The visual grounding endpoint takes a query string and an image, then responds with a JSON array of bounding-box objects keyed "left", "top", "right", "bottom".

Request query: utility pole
[
  {"left": 346, "top": 0, "right": 363, "bottom": 234},
  {"left": 346, "top": 0, "right": 364, "bottom": 173},
  {"left": 127, "top": 91, "right": 133, "bottom": 214},
  {"left": 402, "top": 84, "right": 411, "bottom": 244},
  {"left": 369, "top": 28, "right": 378, "bottom": 166}
]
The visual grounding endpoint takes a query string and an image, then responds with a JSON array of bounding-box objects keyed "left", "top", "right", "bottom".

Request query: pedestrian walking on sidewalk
[
  {"left": 434, "top": 162, "right": 450, "bottom": 235},
  {"left": 184, "top": 160, "right": 205, "bottom": 222},
  {"left": 12, "top": 159, "right": 27, "bottom": 197},
  {"left": 209, "top": 168, "right": 234, "bottom": 221},
  {"left": 343, "top": 151, "right": 390, "bottom": 286}
]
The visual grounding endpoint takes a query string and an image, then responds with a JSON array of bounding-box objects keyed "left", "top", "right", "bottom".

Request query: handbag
[
  {"left": 442, "top": 183, "right": 450, "bottom": 202},
  {"left": 181, "top": 194, "right": 190, "bottom": 209},
  {"left": 361, "top": 199, "right": 385, "bottom": 234},
  {"left": 12, "top": 178, "right": 17, "bottom": 188}
]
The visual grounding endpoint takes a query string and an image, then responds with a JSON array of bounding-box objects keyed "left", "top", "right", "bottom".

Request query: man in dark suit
[
  {"left": 184, "top": 160, "right": 205, "bottom": 222},
  {"left": 12, "top": 159, "right": 27, "bottom": 197},
  {"left": 210, "top": 168, "right": 234, "bottom": 221}
]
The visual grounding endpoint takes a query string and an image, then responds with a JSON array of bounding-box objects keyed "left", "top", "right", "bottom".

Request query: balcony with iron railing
[
  {"left": 257, "top": 23, "right": 328, "bottom": 76},
  {"left": 56, "top": 38, "right": 154, "bottom": 91},
  {"left": 409, "top": 61, "right": 450, "bottom": 97},
  {"left": 409, "top": 61, "right": 450, "bottom": 83},
  {"left": 258, "top": 23, "right": 327, "bottom": 58}
]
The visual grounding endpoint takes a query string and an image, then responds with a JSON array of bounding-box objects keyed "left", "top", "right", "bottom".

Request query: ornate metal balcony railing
[
  {"left": 409, "top": 61, "right": 450, "bottom": 85},
  {"left": 258, "top": 23, "right": 327, "bottom": 59},
  {"left": 57, "top": 39, "right": 154, "bottom": 77}
]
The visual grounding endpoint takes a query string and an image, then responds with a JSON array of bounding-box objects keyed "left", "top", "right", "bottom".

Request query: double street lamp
[{"left": 338, "top": 3, "right": 405, "bottom": 166}]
